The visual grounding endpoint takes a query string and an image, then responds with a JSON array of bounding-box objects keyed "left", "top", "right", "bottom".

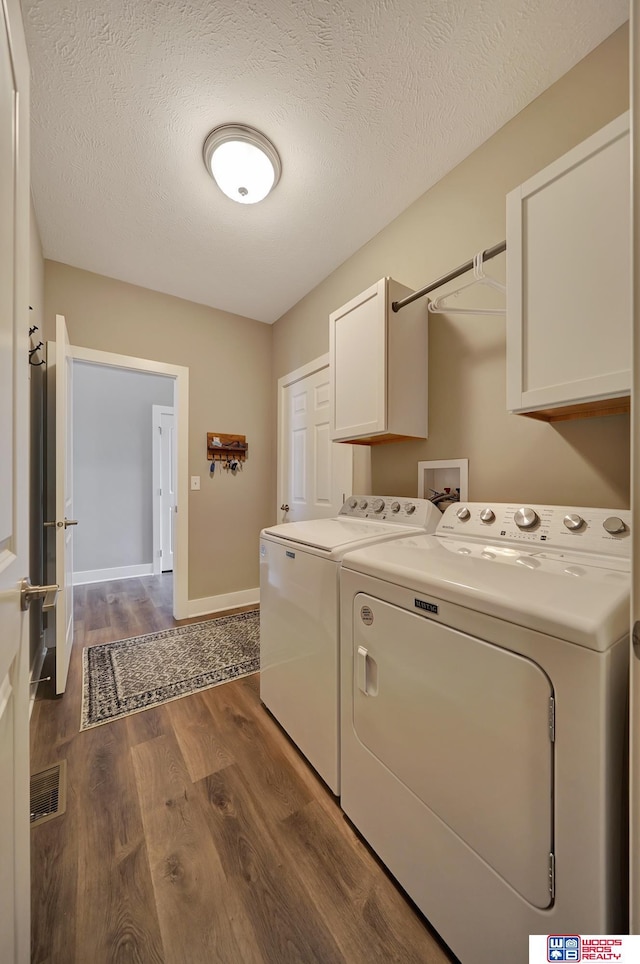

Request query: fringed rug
[{"left": 81, "top": 610, "right": 259, "bottom": 729}]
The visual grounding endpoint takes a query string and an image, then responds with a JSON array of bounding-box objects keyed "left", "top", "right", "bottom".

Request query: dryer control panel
[
  {"left": 438, "top": 502, "right": 631, "bottom": 558},
  {"left": 339, "top": 495, "right": 439, "bottom": 528}
]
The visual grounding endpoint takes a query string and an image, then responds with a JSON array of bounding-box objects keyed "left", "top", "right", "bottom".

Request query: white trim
[
  {"left": 186, "top": 588, "right": 259, "bottom": 619},
  {"left": 73, "top": 563, "right": 155, "bottom": 586},
  {"left": 0, "top": 673, "right": 12, "bottom": 720},
  {"left": 68, "top": 345, "right": 190, "bottom": 619},
  {"left": 152, "top": 404, "right": 174, "bottom": 576},
  {"left": 29, "top": 643, "right": 47, "bottom": 717}
]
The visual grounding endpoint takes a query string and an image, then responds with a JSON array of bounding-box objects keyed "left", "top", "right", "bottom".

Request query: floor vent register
[{"left": 30, "top": 761, "right": 67, "bottom": 826}]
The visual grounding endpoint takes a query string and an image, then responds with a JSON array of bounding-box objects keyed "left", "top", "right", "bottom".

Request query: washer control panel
[
  {"left": 438, "top": 503, "right": 631, "bottom": 557},
  {"left": 339, "top": 495, "right": 436, "bottom": 527}
]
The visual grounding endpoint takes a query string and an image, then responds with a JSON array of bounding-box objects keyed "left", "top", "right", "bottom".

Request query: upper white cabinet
[
  {"left": 329, "top": 278, "right": 428, "bottom": 444},
  {"left": 506, "top": 112, "right": 630, "bottom": 421}
]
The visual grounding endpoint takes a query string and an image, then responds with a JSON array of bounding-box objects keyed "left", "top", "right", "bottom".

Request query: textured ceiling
[{"left": 22, "top": 0, "right": 627, "bottom": 324}]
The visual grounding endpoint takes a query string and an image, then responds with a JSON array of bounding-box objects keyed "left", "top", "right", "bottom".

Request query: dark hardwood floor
[{"left": 30, "top": 574, "right": 454, "bottom": 964}]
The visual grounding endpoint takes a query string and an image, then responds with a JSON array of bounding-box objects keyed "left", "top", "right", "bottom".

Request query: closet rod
[{"left": 391, "top": 240, "right": 507, "bottom": 312}]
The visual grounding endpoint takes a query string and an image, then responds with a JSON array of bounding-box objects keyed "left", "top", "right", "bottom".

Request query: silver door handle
[
  {"left": 44, "top": 519, "right": 78, "bottom": 528},
  {"left": 20, "top": 578, "right": 59, "bottom": 612},
  {"left": 280, "top": 504, "right": 290, "bottom": 512}
]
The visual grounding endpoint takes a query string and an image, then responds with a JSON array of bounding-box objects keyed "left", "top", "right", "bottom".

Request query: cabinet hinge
[
  {"left": 159, "top": 426, "right": 162, "bottom": 434},
  {"left": 549, "top": 852, "right": 555, "bottom": 900},
  {"left": 548, "top": 696, "right": 555, "bottom": 743}
]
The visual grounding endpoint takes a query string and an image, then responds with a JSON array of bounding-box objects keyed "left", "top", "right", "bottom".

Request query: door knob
[
  {"left": 280, "top": 504, "right": 290, "bottom": 512},
  {"left": 20, "top": 578, "right": 59, "bottom": 612}
]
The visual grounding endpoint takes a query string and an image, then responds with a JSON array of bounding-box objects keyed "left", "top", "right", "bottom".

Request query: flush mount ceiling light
[{"left": 203, "top": 125, "right": 281, "bottom": 204}]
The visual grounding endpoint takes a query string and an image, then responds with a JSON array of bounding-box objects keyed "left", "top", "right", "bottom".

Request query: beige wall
[
  {"left": 273, "top": 25, "right": 631, "bottom": 510},
  {"left": 44, "top": 262, "right": 273, "bottom": 602}
]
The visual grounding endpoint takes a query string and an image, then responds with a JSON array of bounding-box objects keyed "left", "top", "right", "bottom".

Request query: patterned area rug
[{"left": 81, "top": 610, "right": 259, "bottom": 729}]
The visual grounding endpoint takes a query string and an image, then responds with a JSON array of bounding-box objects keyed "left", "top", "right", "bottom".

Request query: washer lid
[
  {"left": 262, "top": 517, "right": 412, "bottom": 553},
  {"left": 341, "top": 534, "right": 630, "bottom": 651}
]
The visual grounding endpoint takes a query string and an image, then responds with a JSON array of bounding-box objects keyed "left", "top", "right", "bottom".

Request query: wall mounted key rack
[{"left": 207, "top": 433, "right": 248, "bottom": 469}]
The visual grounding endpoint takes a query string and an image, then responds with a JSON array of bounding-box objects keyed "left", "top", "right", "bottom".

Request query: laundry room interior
[{"left": 6, "top": 2, "right": 640, "bottom": 963}]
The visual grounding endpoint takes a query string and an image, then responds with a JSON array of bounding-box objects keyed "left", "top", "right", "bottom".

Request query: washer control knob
[
  {"left": 563, "top": 513, "right": 584, "bottom": 531},
  {"left": 514, "top": 507, "right": 539, "bottom": 530},
  {"left": 348, "top": 497, "right": 358, "bottom": 509},
  {"left": 359, "top": 499, "right": 368, "bottom": 510},
  {"left": 372, "top": 498, "right": 385, "bottom": 514},
  {"left": 603, "top": 516, "right": 626, "bottom": 535},
  {"left": 456, "top": 506, "right": 470, "bottom": 521},
  {"left": 390, "top": 501, "right": 401, "bottom": 513},
  {"left": 480, "top": 508, "right": 495, "bottom": 524},
  {"left": 405, "top": 503, "right": 416, "bottom": 515}
]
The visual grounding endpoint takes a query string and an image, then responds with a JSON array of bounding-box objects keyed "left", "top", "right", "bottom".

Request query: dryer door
[{"left": 352, "top": 594, "right": 554, "bottom": 909}]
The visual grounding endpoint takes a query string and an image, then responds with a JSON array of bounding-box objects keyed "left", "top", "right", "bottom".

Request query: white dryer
[
  {"left": 259, "top": 495, "right": 442, "bottom": 794},
  {"left": 340, "top": 502, "right": 630, "bottom": 964}
]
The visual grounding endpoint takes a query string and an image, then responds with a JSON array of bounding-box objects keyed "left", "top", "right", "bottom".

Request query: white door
[
  {"left": 0, "top": 0, "right": 31, "bottom": 959},
  {"left": 630, "top": 0, "right": 640, "bottom": 932},
  {"left": 278, "top": 356, "right": 353, "bottom": 523},
  {"left": 48, "top": 315, "right": 75, "bottom": 695},
  {"left": 152, "top": 405, "right": 175, "bottom": 573}
]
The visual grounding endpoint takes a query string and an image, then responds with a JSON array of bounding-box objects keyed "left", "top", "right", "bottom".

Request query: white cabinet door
[
  {"left": 0, "top": 1, "right": 30, "bottom": 960},
  {"left": 506, "top": 112, "right": 630, "bottom": 420},
  {"left": 330, "top": 280, "right": 387, "bottom": 441},
  {"left": 329, "top": 278, "right": 428, "bottom": 443}
]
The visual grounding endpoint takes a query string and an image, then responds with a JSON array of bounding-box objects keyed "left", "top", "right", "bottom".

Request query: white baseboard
[
  {"left": 73, "top": 563, "right": 155, "bottom": 586},
  {"left": 29, "top": 643, "right": 47, "bottom": 717},
  {"left": 185, "top": 587, "right": 259, "bottom": 619}
]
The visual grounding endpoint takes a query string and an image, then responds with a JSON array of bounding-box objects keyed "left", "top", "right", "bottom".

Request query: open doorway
[
  {"left": 44, "top": 341, "right": 190, "bottom": 692},
  {"left": 73, "top": 363, "right": 174, "bottom": 593}
]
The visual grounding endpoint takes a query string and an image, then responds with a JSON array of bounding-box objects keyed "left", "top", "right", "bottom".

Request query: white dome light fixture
[{"left": 203, "top": 124, "right": 281, "bottom": 204}]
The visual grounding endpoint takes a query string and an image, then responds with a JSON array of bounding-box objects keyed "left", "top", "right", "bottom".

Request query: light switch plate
[{"left": 191, "top": 476, "right": 201, "bottom": 491}]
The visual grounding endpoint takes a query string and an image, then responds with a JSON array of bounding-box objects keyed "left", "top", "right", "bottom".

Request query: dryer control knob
[
  {"left": 348, "top": 497, "right": 358, "bottom": 509},
  {"left": 359, "top": 499, "right": 368, "bottom": 510},
  {"left": 514, "top": 507, "right": 539, "bottom": 530},
  {"left": 480, "top": 508, "right": 495, "bottom": 523},
  {"left": 372, "top": 498, "right": 385, "bottom": 513},
  {"left": 405, "top": 503, "right": 416, "bottom": 515},
  {"left": 456, "top": 506, "right": 470, "bottom": 521},
  {"left": 563, "top": 513, "right": 584, "bottom": 531},
  {"left": 603, "top": 516, "right": 626, "bottom": 535},
  {"left": 390, "top": 501, "right": 401, "bottom": 514}
]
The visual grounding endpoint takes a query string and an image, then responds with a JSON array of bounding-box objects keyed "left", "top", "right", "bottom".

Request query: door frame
[
  {"left": 151, "top": 404, "right": 175, "bottom": 576},
  {"left": 70, "top": 346, "right": 190, "bottom": 619}
]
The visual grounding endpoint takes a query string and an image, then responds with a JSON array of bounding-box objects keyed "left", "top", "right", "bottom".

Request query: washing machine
[
  {"left": 340, "top": 502, "right": 631, "bottom": 964},
  {"left": 259, "top": 495, "right": 442, "bottom": 794}
]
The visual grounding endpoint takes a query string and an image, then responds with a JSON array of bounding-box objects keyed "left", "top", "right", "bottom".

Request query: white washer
[
  {"left": 340, "top": 502, "right": 631, "bottom": 964},
  {"left": 259, "top": 495, "right": 442, "bottom": 794}
]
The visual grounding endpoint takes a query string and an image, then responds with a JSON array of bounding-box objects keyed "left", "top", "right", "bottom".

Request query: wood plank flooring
[{"left": 30, "top": 575, "right": 456, "bottom": 964}]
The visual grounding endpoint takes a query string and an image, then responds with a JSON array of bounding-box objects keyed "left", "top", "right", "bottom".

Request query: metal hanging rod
[{"left": 391, "top": 240, "right": 507, "bottom": 312}]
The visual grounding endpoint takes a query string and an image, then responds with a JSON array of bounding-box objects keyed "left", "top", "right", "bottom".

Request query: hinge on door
[
  {"left": 159, "top": 488, "right": 162, "bottom": 496},
  {"left": 159, "top": 426, "right": 162, "bottom": 434},
  {"left": 549, "top": 852, "right": 555, "bottom": 900},
  {"left": 548, "top": 696, "right": 555, "bottom": 742}
]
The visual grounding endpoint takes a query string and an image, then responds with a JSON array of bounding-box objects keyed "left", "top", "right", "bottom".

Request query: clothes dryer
[
  {"left": 340, "top": 502, "right": 630, "bottom": 964},
  {"left": 260, "top": 496, "right": 442, "bottom": 794}
]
